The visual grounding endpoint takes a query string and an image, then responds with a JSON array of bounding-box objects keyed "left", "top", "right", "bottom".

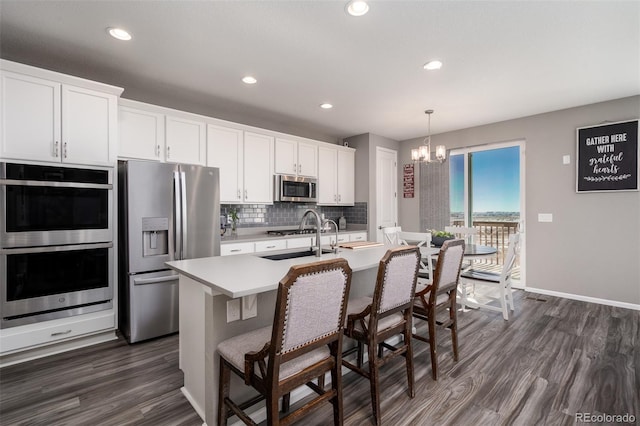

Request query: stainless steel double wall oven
[{"left": 0, "top": 162, "right": 114, "bottom": 328}]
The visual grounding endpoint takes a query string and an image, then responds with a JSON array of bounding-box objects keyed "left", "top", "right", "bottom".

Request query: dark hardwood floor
[{"left": 1, "top": 290, "right": 638, "bottom": 425}]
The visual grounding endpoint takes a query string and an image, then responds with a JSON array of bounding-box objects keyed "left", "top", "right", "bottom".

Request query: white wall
[{"left": 399, "top": 96, "right": 640, "bottom": 306}]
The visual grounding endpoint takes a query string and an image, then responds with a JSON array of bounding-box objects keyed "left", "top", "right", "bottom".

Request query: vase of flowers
[{"left": 229, "top": 208, "right": 239, "bottom": 236}]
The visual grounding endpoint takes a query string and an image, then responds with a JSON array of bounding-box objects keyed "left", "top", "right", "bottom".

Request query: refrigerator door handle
[
  {"left": 180, "top": 171, "right": 188, "bottom": 260},
  {"left": 133, "top": 275, "right": 178, "bottom": 285},
  {"left": 173, "top": 171, "right": 182, "bottom": 260}
]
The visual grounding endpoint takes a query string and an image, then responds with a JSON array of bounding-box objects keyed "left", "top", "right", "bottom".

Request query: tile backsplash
[{"left": 221, "top": 202, "right": 367, "bottom": 228}]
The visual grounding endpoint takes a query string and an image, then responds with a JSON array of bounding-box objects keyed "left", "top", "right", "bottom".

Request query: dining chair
[
  {"left": 398, "top": 231, "right": 434, "bottom": 285},
  {"left": 342, "top": 246, "right": 421, "bottom": 426},
  {"left": 444, "top": 225, "right": 478, "bottom": 245},
  {"left": 382, "top": 226, "right": 402, "bottom": 245},
  {"left": 412, "top": 238, "right": 465, "bottom": 380},
  {"left": 460, "top": 233, "right": 520, "bottom": 320},
  {"left": 217, "top": 258, "right": 352, "bottom": 426}
]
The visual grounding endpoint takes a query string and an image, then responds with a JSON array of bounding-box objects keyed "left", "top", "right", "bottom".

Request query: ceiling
[{"left": 1, "top": 1, "right": 638, "bottom": 142}]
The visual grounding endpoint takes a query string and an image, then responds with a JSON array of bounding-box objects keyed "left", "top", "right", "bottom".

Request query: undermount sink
[{"left": 260, "top": 248, "right": 337, "bottom": 261}]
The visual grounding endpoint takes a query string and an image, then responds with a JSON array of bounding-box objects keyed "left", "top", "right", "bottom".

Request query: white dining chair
[
  {"left": 444, "top": 225, "right": 478, "bottom": 245},
  {"left": 398, "top": 231, "right": 434, "bottom": 285},
  {"left": 459, "top": 233, "right": 520, "bottom": 320},
  {"left": 382, "top": 226, "right": 403, "bottom": 245}
]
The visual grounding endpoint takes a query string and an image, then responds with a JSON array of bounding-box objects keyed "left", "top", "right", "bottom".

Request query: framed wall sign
[
  {"left": 403, "top": 164, "right": 414, "bottom": 198},
  {"left": 576, "top": 119, "right": 638, "bottom": 192}
]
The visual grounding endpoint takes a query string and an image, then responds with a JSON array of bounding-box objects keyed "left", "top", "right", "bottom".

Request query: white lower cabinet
[
  {"left": 220, "top": 242, "right": 255, "bottom": 256},
  {"left": 0, "top": 310, "right": 115, "bottom": 356},
  {"left": 349, "top": 232, "right": 367, "bottom": 242},
  {"left": 254, "top": 239, "right": 286, "bottom": 252},
  {"left": 286, "top": 237, "right": 314, "bottom": 249}
]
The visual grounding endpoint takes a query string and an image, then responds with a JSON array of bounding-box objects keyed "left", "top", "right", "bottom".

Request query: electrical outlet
[
  {"left": 226, "top": 299, "right": 241, "bottom": 323},
  {"left": 242, "top": 295, "right": 258, "bottom": 319}
]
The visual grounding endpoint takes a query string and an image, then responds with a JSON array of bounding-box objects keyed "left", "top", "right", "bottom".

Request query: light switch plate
[
  {"left": 242, "top": 295, "right": 258, "bottom": 319},
  {"left": 538, "top": 213, "right": 553, "bottom": 222},
  {"left": 563, "top": 155, "right": 571, "bottom": 165},
  {"left": 227, "top": 299, "right": 241, "bottom": 323}
]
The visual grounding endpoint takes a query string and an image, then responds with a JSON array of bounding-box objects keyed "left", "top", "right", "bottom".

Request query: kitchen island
[{"left": 166, "top": 244, "right": 389, "bottom": 426}]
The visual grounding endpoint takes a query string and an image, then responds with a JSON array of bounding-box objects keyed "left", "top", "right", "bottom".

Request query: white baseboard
[
  {"left": 181, "top": 386, "right": 206, "bottom": 424},
  {"left": 526, "top": 287, "right": 640, "bottom": 311}
]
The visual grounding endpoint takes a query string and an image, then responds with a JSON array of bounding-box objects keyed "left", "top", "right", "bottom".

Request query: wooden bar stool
[
  {"left": 342, "top": 246, "right": 421, "bottom": 426},
  {"left": 217, "top": 258, "right": 352, "bottom": 425}
]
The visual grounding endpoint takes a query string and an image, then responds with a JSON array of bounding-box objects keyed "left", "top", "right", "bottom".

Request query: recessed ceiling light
[
  {"left": 242, "top": 76, "right": 257, "bottom": 84},
  {"left": 107, "top": 27, "right": 132, "bottom": 41},
  {"left": 423, "top": 60, "right": 443, "bottom": 70},
  {"left": 320, "top": 103, "right": 333, "bottom": 109},
  {"left": 346, "top": 0, "right": 369, "bottom": 17}
]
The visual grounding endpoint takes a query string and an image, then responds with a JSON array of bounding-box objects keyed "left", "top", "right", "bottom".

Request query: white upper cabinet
[
  {"left": 317, "top": 145, "right": 355, "bottom": 206},
  {"left": 118, "top": 105, "right": 165, "bottom": 161},
  {"left": 1, "top": 64, "right": 120, "bottom": 167},
  {"left": 337, "top": 149, "right": 355, "bottom": 205},
  {"left": 207, "top": 124, "right": 244, "bottom": 203},
  {"left": 1, "top": 72, "right": 60, "bottom": 163},
  {"left": 318, "top": 146, "right": 338, "bottom": 205},
  {"left": 62, "top": 85, "right": 117, "bottom": 166},
  {"left": 274, "top": 137, "right": 317, "bottom": 177},
  {"left": 207, "top": 126, "right": 273, "bottom": 204},
  {"left": 243, "top": 132, "right": 274, "bottom": 203},
  {"left": 165, "top": 114, "right": 206, "bottom": 165},
  {"left": 118, "top": 99, "right": 206, "bottom": 166}
]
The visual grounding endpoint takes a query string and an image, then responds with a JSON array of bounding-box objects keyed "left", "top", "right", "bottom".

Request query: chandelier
[{"left": 411, "top": 109, "right": 446, "bottom": 164}]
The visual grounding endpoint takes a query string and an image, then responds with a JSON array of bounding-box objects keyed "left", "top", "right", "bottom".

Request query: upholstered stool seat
[
  {"left": 345, "top": 296, "right": 405, "bottom": 332},
  {"left": 218, "top": 326, "right": 331, "bottom": 381}
]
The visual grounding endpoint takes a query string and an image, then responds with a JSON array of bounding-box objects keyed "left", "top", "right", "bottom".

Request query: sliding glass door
[{"left": 450, "top": 141, "right": 525, "bottom": 287}]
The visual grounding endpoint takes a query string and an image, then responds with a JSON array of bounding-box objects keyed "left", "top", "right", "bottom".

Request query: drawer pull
[
  {"left": 266, "top": 245, "right": 276, "bottom": 249},
  {"left": 230, "top": 249, "right": 242, "bottom": 252},
  {"left": 51, "top": 329, "right": 72, "bottom": 337}
]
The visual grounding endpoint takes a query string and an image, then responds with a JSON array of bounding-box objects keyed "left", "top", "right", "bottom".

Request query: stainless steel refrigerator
[{"left": 118, "top": 160, "right": 220, "bottom": 343}]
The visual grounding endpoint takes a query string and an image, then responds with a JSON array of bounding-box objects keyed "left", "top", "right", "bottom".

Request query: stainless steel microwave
[{"left": 275, "top": 175, "right": 317, "bottom": 203}]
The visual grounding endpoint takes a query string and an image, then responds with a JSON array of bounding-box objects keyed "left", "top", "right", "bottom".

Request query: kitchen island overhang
[{"left": 165, "top": 245, "right": 389, "bottom": 426}]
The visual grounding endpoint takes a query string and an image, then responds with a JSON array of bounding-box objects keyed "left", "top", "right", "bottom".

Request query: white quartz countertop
[{"left": 166, "top": 244, "right": 389, "bottom": 298}]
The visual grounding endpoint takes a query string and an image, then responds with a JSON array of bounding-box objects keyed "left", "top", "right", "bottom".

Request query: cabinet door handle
[
  {"left": 334, "top": 194, "right": 337, "bottom": 202},
  {"left": 167, "top": 146, "right": 171, "bottom": 159},
  {"left": 293, "top": 163, "right": 297, "bottom": 173},
  {"left": 157, "top": 144, "right": 161, "bottom": 157},
  {"left": 338, "top": 194, "right": 341, "bottom": 202},
  {"left": 298, "top": 164, "right": 301, "bottom": 173},
  {"left": 54, "top": 141, "right": 59, "bottom": 157},
  {"left": 51, "top": 329, "right": 72, "bottom": 337},
  {"left": 244, "top": 189, "right": 248, "bottom": 199},
  {"left": 237, "top": 189, "right": 241, "bottom": 199},
  {"left": 63, "top": 142, "right": 68, "bottom": 158}
]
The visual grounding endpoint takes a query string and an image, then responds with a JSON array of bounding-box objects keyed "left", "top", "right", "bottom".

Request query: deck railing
[{"left": 452, "top": 220, "right": 519, "bottom": 265}]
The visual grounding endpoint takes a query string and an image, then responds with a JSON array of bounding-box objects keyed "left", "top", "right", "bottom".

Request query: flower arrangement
[
  {"left": 430, "top": 229, "right": 454, "bottom": 247},
  {"left": 229, "top": 208, "right": 239, "bottom": 233}
]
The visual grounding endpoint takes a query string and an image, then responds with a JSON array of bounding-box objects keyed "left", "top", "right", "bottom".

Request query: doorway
[{"left": 449, "top": 141, "right": 526, "bottom": 288}]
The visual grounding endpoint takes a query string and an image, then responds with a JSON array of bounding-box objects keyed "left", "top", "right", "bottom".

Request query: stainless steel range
[
  {"left": 266, "top": 228, "right": 326, "bottom": 236},
  {"left": 0, "top": 162, "right": 114, "bottom": 328}
]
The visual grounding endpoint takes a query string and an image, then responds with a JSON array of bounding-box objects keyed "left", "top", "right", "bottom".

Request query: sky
[{"left": 450, "top": 146, "right": 520, "bottom": 213}]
